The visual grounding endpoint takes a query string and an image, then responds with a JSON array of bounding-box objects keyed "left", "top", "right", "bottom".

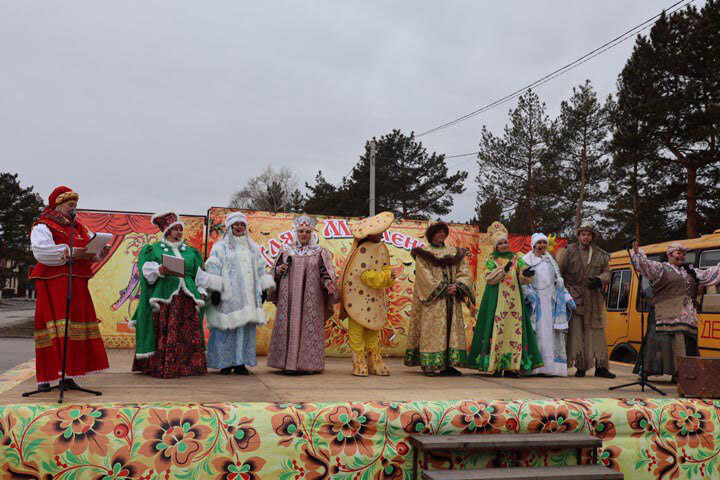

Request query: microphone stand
[
  {"left": 23, "top": 210, "right": 102, "bottom": 402},
  {"left": 609, "top": 245, "right": 665, "bottom": 396}
]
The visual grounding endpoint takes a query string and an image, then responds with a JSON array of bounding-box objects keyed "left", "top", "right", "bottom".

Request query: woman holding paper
[
  {"left": 131, "top": 212, "right": 220, "bottom": 379},
  {"left": 29, "top": 186, "right": 110, "bottom": 389}
]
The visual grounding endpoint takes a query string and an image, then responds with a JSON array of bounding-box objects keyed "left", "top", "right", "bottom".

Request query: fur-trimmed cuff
[
  {"left": 260, "top": 274, "right": 275, "bottom": 291},
  {"left": 135, "top": 351, "right": 155, "bottom": 359},
  {"left": 206, "top": 305, "right": 268, "bottom": 330},
  {"left": 207, "top": 273, "right": 224, "bottom": 292},
  {"left": 553, "top": 321, "right": 569, "bottom": 331}
]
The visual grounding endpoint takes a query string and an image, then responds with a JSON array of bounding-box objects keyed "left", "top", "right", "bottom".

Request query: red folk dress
[{"left": 29, "top": 211, "right": 109, "bottom": 384}]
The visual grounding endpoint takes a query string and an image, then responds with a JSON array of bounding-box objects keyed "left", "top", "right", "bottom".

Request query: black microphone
[
  {"left": 283, "top": 256, "right": 293, "bottom": 278},
  {"left": 621, "top": 238, "right": 636, "bottom": 249},
  {"left": 69, "top": 209, "right": 77, "bottom": 219},
  {"left": 682, "top": 263, "right": 698, "bottom": 282}
]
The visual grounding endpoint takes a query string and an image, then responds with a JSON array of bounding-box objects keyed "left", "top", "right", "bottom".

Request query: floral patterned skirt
[{"left": 132, "top": 292, "right": 206, "bottom": 379}]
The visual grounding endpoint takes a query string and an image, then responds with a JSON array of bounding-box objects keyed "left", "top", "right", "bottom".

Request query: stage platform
[
  {"left": 0, "top": 350, "right": 673, "bottom": 404},
  {"left": 1, "top": 352, "right": 717, "bottom": 480}
]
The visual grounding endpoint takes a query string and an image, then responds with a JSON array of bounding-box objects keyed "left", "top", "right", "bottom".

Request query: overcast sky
[{"left": 1, "top": 1, "right": 696, "bottom": 221}]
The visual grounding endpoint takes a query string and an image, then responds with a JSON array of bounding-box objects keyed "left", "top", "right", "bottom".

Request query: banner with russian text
[{"left": 81, "top": 208, "right": 566, "bottom": 356}]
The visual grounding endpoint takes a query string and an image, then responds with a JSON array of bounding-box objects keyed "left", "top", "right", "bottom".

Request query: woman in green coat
[
  {"left": 468, "top": 221, "right": 543, "bottom": 377},
  {"left": 131, "top": 212, "right": 221, "bottom": 379}
]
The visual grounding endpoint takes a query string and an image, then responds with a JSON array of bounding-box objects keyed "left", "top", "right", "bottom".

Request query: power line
[
  {"left": 445, "top": 151, "right": 479, "bottom": 159},
  {"left": 416, "top": 0, "right": 694, "bottom": 138},
  {"left": 342, "top": 150, "right": 478, "bottom": 181},
  {"left": 339, "top": 0, "right": 693, "bottom": 186}
]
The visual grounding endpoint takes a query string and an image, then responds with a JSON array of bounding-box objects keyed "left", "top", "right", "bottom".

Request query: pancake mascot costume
[{"left": 339, "top": 212, "right": 395, "bottom": 377}]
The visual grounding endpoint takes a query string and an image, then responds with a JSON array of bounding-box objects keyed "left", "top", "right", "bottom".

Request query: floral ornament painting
[{"left": 1, "top": 398, "right": 720, "bottom": 479}]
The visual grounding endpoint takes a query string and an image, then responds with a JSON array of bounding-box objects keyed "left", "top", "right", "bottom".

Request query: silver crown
[{"left": 294, "top": 214, "right": 318, "bottom": 230}]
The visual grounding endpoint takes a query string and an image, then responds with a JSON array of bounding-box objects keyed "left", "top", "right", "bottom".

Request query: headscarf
[
  {"left": 667, "top": 242, "right": 687, "bottom": 255},
  {"left": 531, "top": 233, "right": 549, "bottom": 248}
]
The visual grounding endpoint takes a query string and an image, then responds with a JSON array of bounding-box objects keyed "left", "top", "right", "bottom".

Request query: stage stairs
[{"left": 409, "top": 433, "right": 623, "bottom": 480}]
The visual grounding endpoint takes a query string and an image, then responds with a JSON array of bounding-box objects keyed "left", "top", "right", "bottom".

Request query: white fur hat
[{"left": 226, "top": 212, "right": 248, "bottom": 230}]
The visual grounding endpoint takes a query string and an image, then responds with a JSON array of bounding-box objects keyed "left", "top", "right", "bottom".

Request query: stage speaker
[{"left": 677, "top": 356, "right": 720, "bottom": 398}]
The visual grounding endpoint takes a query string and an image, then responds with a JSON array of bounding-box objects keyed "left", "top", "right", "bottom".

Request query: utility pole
[{"left": 369, "top": 139, "right": 376, "bottom": 216}]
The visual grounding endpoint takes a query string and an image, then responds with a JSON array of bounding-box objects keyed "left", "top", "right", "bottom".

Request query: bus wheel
[{"left": 610, "top": 343, "right": 637, "bottom": 364}]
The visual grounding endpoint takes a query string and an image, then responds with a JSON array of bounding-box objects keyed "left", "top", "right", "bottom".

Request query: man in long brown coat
[{"left": 556, "top": 221, "right": 615, "bottom": 378}]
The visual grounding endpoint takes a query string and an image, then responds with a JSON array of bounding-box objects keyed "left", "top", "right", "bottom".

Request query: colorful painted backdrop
[
  {"left": 81, "top": 208, "right": 566, "bottom": 355},
  {"left": 1, "top": 397, "right": 717, "bottom": 479}
]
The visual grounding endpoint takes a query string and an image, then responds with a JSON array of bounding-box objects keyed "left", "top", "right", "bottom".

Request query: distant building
[{"left": 1, "top": 258, "right": 32, "bottom": 298}]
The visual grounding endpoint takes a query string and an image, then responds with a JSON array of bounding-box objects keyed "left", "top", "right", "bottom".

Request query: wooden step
[
  {"left": 421, "top": 465, "right": 623, "bottom": 480},
  {"left": 410, "top": 433, "right": 602, "bottom": 452}
]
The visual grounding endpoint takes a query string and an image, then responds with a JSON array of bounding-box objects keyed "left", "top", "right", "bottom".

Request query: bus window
[
  {"left": 699, "top": 249, "right": 720, "bottom": 269},
  {"left": 607, "top": 269, "right": 631, "bottom": 311},
  {"left": 698, "top": 249, "right": 720, "bottom": 314}
]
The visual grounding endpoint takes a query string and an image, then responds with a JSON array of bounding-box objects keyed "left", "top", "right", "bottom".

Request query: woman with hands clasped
[
  {"left": 522, "top": 233, "right": 576, "bottom": 377},
  {"left": 469, "top": 221, "right": 543, "bottom": 377},
  {"left": 203, "top": 212, "right": 274, "bottom": 375}
]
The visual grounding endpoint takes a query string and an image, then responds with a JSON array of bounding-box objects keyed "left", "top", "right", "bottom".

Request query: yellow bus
[{"left": 606, "top": 229, "right": 720, "bottom": 362}]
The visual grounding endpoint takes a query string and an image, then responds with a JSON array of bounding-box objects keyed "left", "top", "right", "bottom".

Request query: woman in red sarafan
[{"left": 29, "top": 186, "right": 110, "bottom": 389}]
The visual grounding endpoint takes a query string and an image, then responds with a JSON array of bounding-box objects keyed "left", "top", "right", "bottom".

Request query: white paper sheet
[
  {"left": 85, "top": 232, "right": 113, "bottom": 256},
  {"left": 162, "top": 254, "right": 185, "bottom": 276}
]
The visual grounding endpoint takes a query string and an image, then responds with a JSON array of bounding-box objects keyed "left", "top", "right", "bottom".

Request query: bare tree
[{"left": 229, "top": 166, "right": 300, "bottom": 213}]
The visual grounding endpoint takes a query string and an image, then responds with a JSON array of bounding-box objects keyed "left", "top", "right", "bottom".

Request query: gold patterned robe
[{"left": 404, "top": 244, "right": 474, "bottom": 373}]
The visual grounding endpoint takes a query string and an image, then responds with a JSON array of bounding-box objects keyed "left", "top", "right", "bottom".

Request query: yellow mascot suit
[{"left": 339, "top": 212, "right": 395, "bottom": 377}]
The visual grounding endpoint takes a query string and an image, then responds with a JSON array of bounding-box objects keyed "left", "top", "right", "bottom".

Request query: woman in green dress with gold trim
[{"left": 469, "top": 221, "right": 543, "bottom": 377}]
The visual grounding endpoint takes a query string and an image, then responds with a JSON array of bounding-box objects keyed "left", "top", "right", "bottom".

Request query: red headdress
[
  {"left": 42, "top": 186, "right": 79, "bottom": 215},
  {"left": 151, "top": 212, "right": 184, "bottom": 237}
]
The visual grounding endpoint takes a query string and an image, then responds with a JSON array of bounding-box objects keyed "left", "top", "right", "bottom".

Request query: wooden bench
[
  {"left": 421, "top": 465, "right": 624, "bottom": 479},
  {"left": 409, "top": 433, "right": 605, "bottom": 480}
]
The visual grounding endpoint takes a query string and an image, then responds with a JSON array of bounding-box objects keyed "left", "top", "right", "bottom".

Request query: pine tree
[
  {"left": 613, "top": 2, "right": 720, "bottom": 237},
  {"left": 304, "top": 130, "right": 467, "bottom": 219},
  {"left": 473, "top": 187, "right": 505, "bottom": 231},
  {"left": 0, "top": 173, "right": 45, "bottom": 288},
  {"left": 303, "top": 171, "right": 344, "bottom": 216},
  {"left": 287, "top": 189, "right": 306, "bottom": 213},
  {"left": 550, "top": 80, "right": 612, "bottom": 230},
  {"left": 476, "top": 90, "right": 562, "bottom": 235},
  {"left": 603, "top": 73, "right": 684, "bottom": 247}
]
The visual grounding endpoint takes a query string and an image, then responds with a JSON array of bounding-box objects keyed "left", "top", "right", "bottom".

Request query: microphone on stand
[
  {"left": 621, "top": 238, "right": 636, "bottom": 249},
  {"left": 69, "top": 208, "right": 77, "bottom": 219}
]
